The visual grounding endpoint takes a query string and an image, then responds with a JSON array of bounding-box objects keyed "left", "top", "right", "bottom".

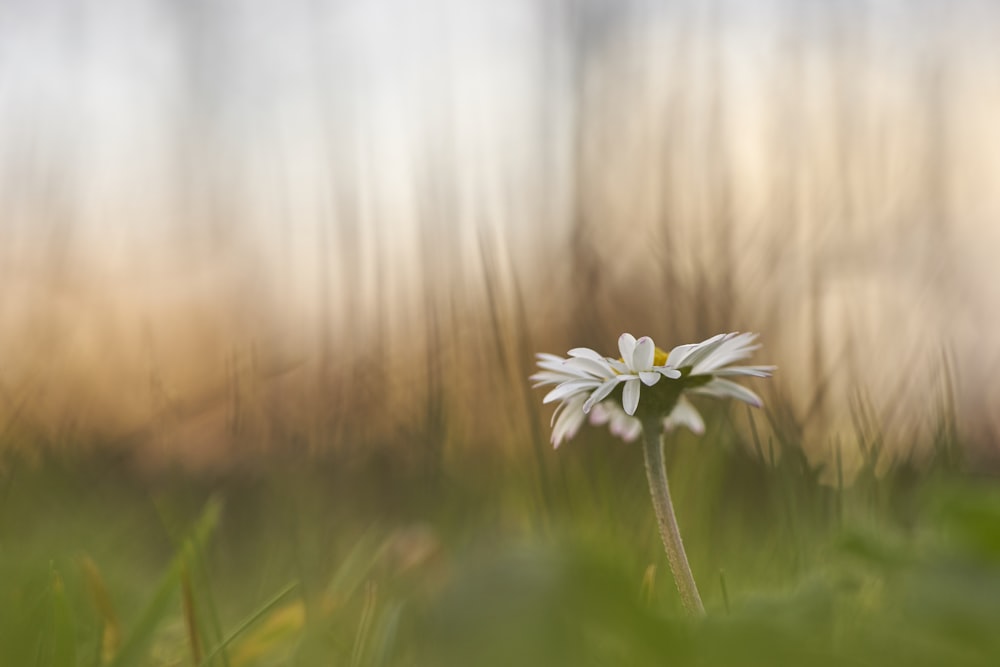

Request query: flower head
[{"left": 533, "top": 332, "right": 774, "bottom": 447}]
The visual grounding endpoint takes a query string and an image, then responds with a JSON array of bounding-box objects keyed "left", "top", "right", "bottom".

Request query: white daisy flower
[
  {"left": 533, "top": 331, "right": 774, "bottom": 447},
  {"left": 565, "top": 334, "right": 682, "bottom": 417},
  {"left": 534, "top": 333, "right": 774, "bottom": 615}
]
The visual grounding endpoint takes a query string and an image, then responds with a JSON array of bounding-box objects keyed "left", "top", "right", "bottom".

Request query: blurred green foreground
[{"left": 3, "top": 424, "right": 1000, "bottom": 667}]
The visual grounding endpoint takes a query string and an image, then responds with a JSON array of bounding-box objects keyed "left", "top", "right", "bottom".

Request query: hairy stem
[{"left": 641, "top": 421, "right": 705, "bottom": 616}]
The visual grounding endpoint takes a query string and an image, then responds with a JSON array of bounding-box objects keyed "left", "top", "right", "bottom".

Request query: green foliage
[{"left": 2, "top": 440, "right": 1000, "bottom": 666}]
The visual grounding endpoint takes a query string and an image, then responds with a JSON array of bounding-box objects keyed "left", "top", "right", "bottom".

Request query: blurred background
[
  {"left": 1, "top": 0, "right": 999, "bottom": 475},
  {"left": 8, "top": 3, "right": 1000, "bottom": 664}
]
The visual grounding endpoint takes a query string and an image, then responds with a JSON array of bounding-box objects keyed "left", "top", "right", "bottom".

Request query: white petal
[
  {"left": 682, "top": 333, "right": 735, "bottom": 371},
  {"left": 550, "top": 400, "right": 565, "bottom": 427},
  {"left": 543, "top": 379, "right": 600, "bottom": 404},
  {"left": 568, "top": 347, "right": 606, "bottom": 362},
  {"left": 536, "top": 353, "right": 565, "bottom": 364},
  {"left": 534, "top": 357, "right": 565, "bottom": 372},
  {"left": 552, "top": 401, "right": 587, "bottom": 448},
  {"left": 622, "top": 378, "right": 641, "bottom": 415},
  {"left": 535, "top": 357, "right": 576, "bottom": 374},
  {"left": 710, "top": 365, "right": 776, "bottom": 378},
  {"left": 563, "top": 356, "right": 615, "bottom": 378},
  {"left": 692, "top": 333, "right": 760, "bottom": 374},
  {"left": 582, "top": 378, "right": 621, "bottom": 413},
  {"left": 664, "top": 397, "right": 705, "bottom": 435},
  {"left": 657, "top": 367, "right": 682, "bottom": 380},
  {"left": 607, "top": 358, "right": 631, "bottom": 374},
  {"left": 531, "top": 371, "right": 576, "bottom": 387},
  {"left": 692, "top": 378, "right": 763, "bottom": 408},
  {"left": 618, "top": 333, "right": 637, "bottom": 367},
  {"left": 666, "top": 343, "right": 699, "bottom": 368},
  {"left": 632, "top": 337, "right": 655, "bottom": 370},
  {"left": 639, "top": 371, "right": 661, "bottom": 386}
]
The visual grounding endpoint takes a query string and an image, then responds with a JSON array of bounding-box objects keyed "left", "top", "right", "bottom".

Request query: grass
[{"left": 3, "top": 413, "right": 999, "bottom": 667}]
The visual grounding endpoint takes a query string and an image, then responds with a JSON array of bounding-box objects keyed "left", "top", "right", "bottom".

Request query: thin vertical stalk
[{"left": 641, "top": 421, "right": 705, "bottom": 616}]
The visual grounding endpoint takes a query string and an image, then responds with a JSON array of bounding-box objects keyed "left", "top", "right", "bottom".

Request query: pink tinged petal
[
  {"left": 657, "top": 367, "right": 682, "bottom": 379},
  {"left": 563, "top": 357, "right": 615, "bottom": 378},
  {"left": 665, "top": 397, "right": 705, "bottom": 435},
  {"left": 620, "top": 418, "right": 642, "bottom": 442},
  {"left": 618, "top": 333, "right": 637, "bottom": 367},
  {"left": 632, "top": 337, "right": 655, "bottom": 370},
  {"left": 610, "top": 412, "right": 637, "bottom": 440},
  {"left": 692, "top": 378, "right": 763, "bottom": 408},
  {"left": 622, "top": 378, "right": 641, "bottom": 415},
  {"left": 582, "top": 377, "right": 621, "bottom": 413},
  {"left": 588, "top": 402, "right": 612, "bottom": 425},
  {"left": 543, "top": 379, "right": 600, "bottom": 404},
  {"left": 568, "top": 347, "right": 606, "bottom": 362},
  {"left": 639, "top": 371, "right": 661, "bottom": 386}
]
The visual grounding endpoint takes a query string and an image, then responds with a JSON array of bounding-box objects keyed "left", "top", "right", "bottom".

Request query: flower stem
[{"left": 641, "top": 421, "right": 705, "bottom": 616}]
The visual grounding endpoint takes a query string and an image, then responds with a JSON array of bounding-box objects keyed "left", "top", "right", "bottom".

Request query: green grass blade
[
  {"left": 368, "top": 601, "right": 403, "bottom": 667},
  {"left": 197, "top": 581, "right": 298, "bottom": 667},
  {"left": 49, "top": 565, "right": 77, "bottom": 667},
  {"left": 349, "top": 581, "right": 377, "bottom": 667},
  {"left": 109, "top": 497, "right": 222, "bottom": 667}
]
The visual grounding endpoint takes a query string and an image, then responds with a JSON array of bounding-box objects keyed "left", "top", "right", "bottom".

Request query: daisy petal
[
  {"left": 536, "top": 353, "right": 565, "bottom": 364},
  {"left": 620, "top": 418, "right": 642, "bottom": 442},
  {"left": 618, "top": 333, "right": 637, "bottom": 367},
  {"left": 622, "top": 378, "right": 641, "bottom": 415},
  {"left": 639, "top": 371, "right": 661, "bottom": 386},
  {"left": 552, "top": 400, "right": 587, "bottom": 448},
  {"left": 657, "top": 367, "right": 682, "bottom": 380},
  {"left": 534, "top": 357, "right": 574, "bottom": 373},
  {"left": 607, "top": 358, "right": 631, "bottom": 374},
  {"left": 563, "top": 357, "right": 615, "bottom": 378},
  {"left": 682, "top": 333, "right": 735, "bottom": 371},
  {"left": 632, "top": 336, "right": 655, "bottom": 370},
  {"left": 583, "top": 378, "right": 621, "bottom": 413},
  {"left": 543, "top": 379, "right": 600, "bottom": 404},
  {"left": 531, "top": 371, "right": 579, "bottom": 387},
  {"left": 692, "top": 378, "right": 763, "bottom": 408},
  {"left": 664, "top": 397, "right": 705, "bottom": 435},
  {"left": 692, "top": 333, "right": 760, "bottom": 373},
  {"left": 665, "top": 343, "right": 699, "bottom": 368},
  {"left": 710, "top": 365, "right": 776, "bottom": 378},
  {"left": 588, "top": 402, "right": 612, "bottom": 425},
  {"left": 568, "top": 347, "right": 606, "bottom": 362}
]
